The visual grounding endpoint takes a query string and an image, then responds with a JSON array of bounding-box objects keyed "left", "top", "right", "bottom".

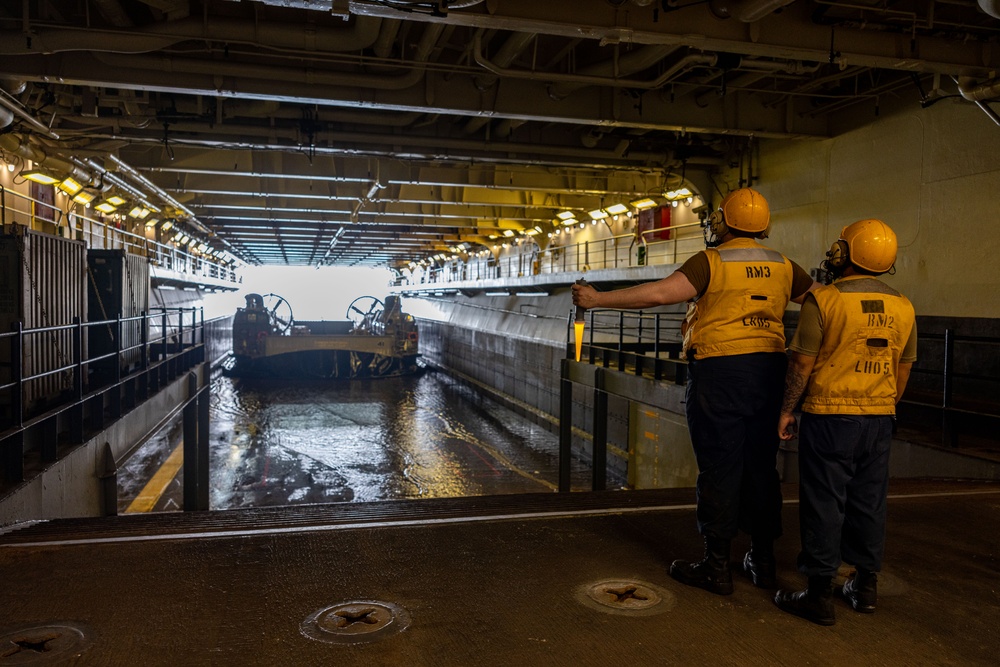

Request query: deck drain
[
  {"left": 301, "top": 601, "right": 411, "bottom": 645},
  {"left": 0, "top": 624, "right": 89, "bottom": 664},
  {"left": 576, "top": 579, "right": 676, "bottom": 616}
]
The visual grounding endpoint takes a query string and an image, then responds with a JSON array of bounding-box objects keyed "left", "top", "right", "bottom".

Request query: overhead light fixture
[
  {"left": 21, "top": 169, "right": 60, "bottom": 185},
  {"left": 562, "top": 217, "right": 577, "bottom": 226},
  {"left": 664, "top": 187, "right": 694, "bottom": 201},
  {"left": 160, "top": 220, "right": 174, "bottom": 232},
  {"left": 556, "top": 211, "right": 575, "bottom": 220},
  {"left": 605, "top": 203, "right": 629, "bottom": 215},
  {"left": 588, "top": 209, "right": 609, "bottom": 220},
  {"left": 72, "top": 191, "right": 95, "bottom": 206},
  {"left": 128, "top": 206, "right": 150, "bottom": 219},
  {"left": 630, "top": 197, "right": 658, "bottom": 210},
  {"left": 58, "top": 177, "right": 83, "bottom": 196},
  {"left": 6, "top": 164, "right": 14, "bottom": 173},
  {"left": 144, "top": 218, "right": 159, "bottom": 228},
  {"left": 95, "top": 202, "right": 117, "bottom": 214},
  {"left": 524, "top": 228, "right": 540, "bottom": 236},
  {"left": 106, "top": 195, "right": 127, "bottom": 206},
  {"left": 503, "top": 230, "right": 515, "bottom": 237}
]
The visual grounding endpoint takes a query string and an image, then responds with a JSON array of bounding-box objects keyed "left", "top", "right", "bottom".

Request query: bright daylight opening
[{"left": 204, "top": 265, "right": 395, "bottom": 322}]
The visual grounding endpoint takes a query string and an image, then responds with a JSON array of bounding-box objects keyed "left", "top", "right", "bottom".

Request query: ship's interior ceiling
[{"left": 1, "top": 0, "right": 998, "bottom": 268}]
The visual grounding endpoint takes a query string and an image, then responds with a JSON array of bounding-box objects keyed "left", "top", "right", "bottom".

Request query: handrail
[
  {"left": 399, "top": 220, "right": 706, "bottom": 287},
  {"left": 1, "top": 307, "right": 203, "bottom": 408},
  {"left": 0, "top": 185, "right": 239, "bottom": 285}
]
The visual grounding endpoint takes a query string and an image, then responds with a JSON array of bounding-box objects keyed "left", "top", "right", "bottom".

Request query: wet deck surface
[
  {"left": 2, "top": 479, "right": 998, "bottom": 665},
  {"left": 117, "top": 370, "right": 597, "bottom": 514}
]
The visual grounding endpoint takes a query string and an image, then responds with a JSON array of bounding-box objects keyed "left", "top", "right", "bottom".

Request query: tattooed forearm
[{"left": 781, "top": 366, "right": 809, "bottom": 415}]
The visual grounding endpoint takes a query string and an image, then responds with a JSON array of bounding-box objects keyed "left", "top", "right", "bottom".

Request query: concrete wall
[{"left": 745, "top": 100, "right": 1000, "bottom": 320}]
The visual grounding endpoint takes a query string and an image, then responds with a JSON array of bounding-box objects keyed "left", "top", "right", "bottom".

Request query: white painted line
[{"left": 2, "top": 487, "right": 997, "bottom": 549}]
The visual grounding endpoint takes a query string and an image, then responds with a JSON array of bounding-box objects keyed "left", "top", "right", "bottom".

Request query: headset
[
  {"left": 824, "top": 239, "right": 850, "bottom": 270},
  {"left": 702, "top": 209, "right": 727, "bottom": 247}
]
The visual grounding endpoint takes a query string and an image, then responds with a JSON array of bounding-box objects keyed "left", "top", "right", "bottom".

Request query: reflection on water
[{"left": 207, "top": 369, "right": 590, "bottom": 509}]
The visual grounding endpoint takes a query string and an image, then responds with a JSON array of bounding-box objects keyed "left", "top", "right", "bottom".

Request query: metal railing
[
  {"left": 0, "top": 308, "right": 212, "bottom": 486},
  {"left": 562, "top": 310, "right": 1000, "bottom": 451},
  {"left": 400, "top": 224, "right": 704, "bottom": 287},
  {"left": 903, "top": 329, "right": 1000, "bottom": 447},
  {"left": 0, "top": 185, "right": 239, "bottom": 286},
  {"left": 565, "top": 308, "right": 688, "bottom": 384}
]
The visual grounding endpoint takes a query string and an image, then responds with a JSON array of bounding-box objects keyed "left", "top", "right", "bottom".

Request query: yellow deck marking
[{"left": 125, "top": 443, "right": 184, "bottom": 513}]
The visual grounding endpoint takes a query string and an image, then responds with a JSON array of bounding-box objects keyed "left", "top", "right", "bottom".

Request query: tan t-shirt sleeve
[
  {"left": 789, "top": 260, "right": 814, "bottom": 300},
  {"left": 788, "top": 293, "right": 822, "bottom": 356},
  {"left": 676, "top": 251, "right": 710, "bottom": 297}
]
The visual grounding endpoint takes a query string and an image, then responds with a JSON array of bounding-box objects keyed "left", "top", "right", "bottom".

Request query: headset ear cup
[
  {"left": 708, "top": 211, "right": 728, "bottom": 238},
  {"left": 826, "top": 239, "right": 849, "bottom": 269}
]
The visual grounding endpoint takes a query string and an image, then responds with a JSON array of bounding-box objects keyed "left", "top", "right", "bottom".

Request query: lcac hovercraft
[{"left": 229, "top": 293, "right": 420, "bottom": 378}]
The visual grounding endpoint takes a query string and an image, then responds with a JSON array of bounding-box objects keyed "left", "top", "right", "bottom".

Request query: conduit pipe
[
  {"left": 0, "top": 16, "right": 382, "bottom": 55},
  {"left": 0, "top": 88, "right": 59, "bottom": 139},
  {"left": 548, "top": 44, "right": 680, "bottom": 99},
  {"left": 472, "top": 32, "right": 716, "bottom": 93},
  {"left": 954, "top": 76, "right": 1000, "bottom": 127},
  {"left": 91, "top": 22, "right": 443, "bottom": 92},
  {"left": 737, "top": 0, "right": 799, "bottom": 22},
  {"left": 956, "top": 76, "right": 1000, "bottom": 102},
  {"left": 473, "top": 30, "right": 536, "bottom": 91},
  {"left": 106, "top": 155, "right": 215, "bottom": 235},
  {"left": 0, "top": 134, "right": 94, "bottom": 184}
]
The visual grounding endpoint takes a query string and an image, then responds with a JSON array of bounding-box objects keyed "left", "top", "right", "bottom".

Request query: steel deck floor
[{"left": 1, "top": 480, "right": 998, "bottom": 666}]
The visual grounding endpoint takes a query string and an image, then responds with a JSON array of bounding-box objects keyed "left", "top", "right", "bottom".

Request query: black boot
[
  {"left": 839, "top": 568, "right": 877, "bottom": 613},
  {"left": 774, "top": 576, "right": 836, "bottom": 626},
  {"left": 741, "top": 539, "right": 777, "bottom": 589},
  {"left": 670, "top": 537, "right": 734, "bottom": 596}
]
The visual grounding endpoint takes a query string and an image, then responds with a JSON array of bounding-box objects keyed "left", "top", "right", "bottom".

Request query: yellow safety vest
[
  {"left": 685, "top": 238, "right": 794, "bottom": 360},
  {"left": 802, "top": 276, "right": 916, "bottom": 415}
]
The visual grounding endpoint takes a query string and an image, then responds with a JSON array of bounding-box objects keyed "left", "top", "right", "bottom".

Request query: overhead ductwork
[
  {"left": 955, "top": 75, "right": 1000, "bottom": 127},
  {"left": 956, "top": 76, "right": 1000, "bottom": 102},
  {"left": 0, "top": 16, "right": 382, "bottom": 55},
  {"left": 548, "top": 44, "right": 680, "bottom": 99},
  {"left": 90, "top": 22, "right": 443, "bottom": 93},
  {"left": 737, "top": 0, "right": 799, "bottom": 22}
]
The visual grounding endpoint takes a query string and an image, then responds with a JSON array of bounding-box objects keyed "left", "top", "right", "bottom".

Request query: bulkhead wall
[{"left": 408, "top": 291, "right": 642, "bottom": 482}]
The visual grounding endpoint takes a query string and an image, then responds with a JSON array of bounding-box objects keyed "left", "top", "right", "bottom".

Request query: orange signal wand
[{"left": 574, "top": 278, "right": 588, "bottom": 362}]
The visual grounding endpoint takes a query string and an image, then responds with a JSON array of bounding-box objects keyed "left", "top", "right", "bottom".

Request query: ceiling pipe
[
  {"left": 0, "top": 88, "right": 59, "bottom": 139},
  {"left": 372, "top": 18, "right": 402, "bottom": 59},
  {"left": 956, "top": 76, "right": 1000, "bottom": 102},
  {"left": 90, "top": 21, "right": 443, "bottom": 92},
  {"left": 954, "top": 76, "right": 1000, "bottom": 127},
  {"left": 473, "top": 30, "right": 536, "bottom": 91},
  {"left": 106, "top": 154, "right": 215, "bottom": 235},
  {"left": 0, "top": 16, "right": 382, "bottom": 55},
  {"left": 548, "top": 44, "right": 680, "bottom": 99},
  {"left": 737, "top": 0, "right": 799, "bottom": 23},
  {"left": 472, "top": 32, "right": 715, "bottom": 93},
  {"left": 0, "top": 134, "right": 95, "bottom": 184},
  {"left": 694, "top": 59, "right": 822, "bottom": 105}
]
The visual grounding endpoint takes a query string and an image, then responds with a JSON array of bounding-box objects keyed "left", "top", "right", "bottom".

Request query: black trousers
[
  {"left": 684, "top": 352, "right": 786, "bottom": 542},
  {"left": 797, "top": 413, "right": 893, "bottom": 577}
]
